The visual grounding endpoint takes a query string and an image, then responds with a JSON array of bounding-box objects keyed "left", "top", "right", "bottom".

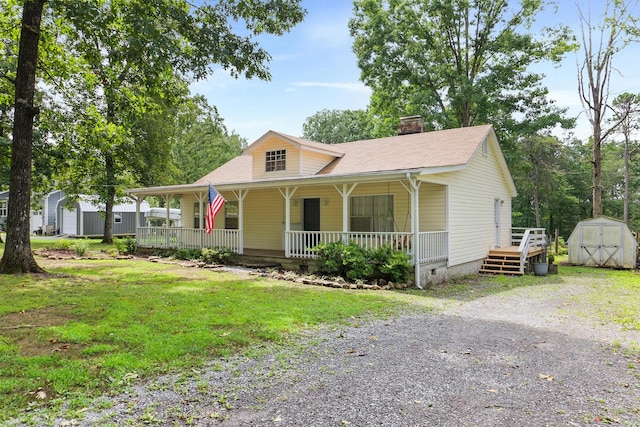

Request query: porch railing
[
  {"left": 136, "top": 227, "right": 240, "bottom": 253},
  {"left": 417, "top": 231, "right": 448, "bottom": 264},
  {"left": 286, "top": 230, "right": 448, "bottom": 265}
]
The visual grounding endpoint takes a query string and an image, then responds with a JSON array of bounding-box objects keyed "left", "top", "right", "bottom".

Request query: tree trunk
[
  {"left": 623, "top": 134, "right": 629, "bottom": 224},
  {"left": 0, "top": 0, "right": 46, "bottom": 274},
  {"left": 101, "top": 152, "right": 115, "bottom": 244},
  {"left": 592, "top": 124, "right": 602, "bottom": 218}
]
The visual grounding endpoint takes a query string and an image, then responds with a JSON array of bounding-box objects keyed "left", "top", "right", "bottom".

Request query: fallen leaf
[
  {"left": 538, "top": 373, "right": 554, "bottom": 381},
  {"left": 219, "top": 332, "right": 230, "bottom": 337},
  {"left": 369, "top": 335, "right": 377, "bottom": 341},
  {"left": 487, "top": 389, "right": 498, "bottom": 393},
  {"left": 273, "top": 416, "right": 282, "bottom": 422},
  {"left": 59, "top": 344, "right": 70, "bottom": 350},
  {"left": 50, "top": 338, "right": 58, "bottom": 344},
  {"left": 35, "top": 390, "right": 47, "bottom": 400}
]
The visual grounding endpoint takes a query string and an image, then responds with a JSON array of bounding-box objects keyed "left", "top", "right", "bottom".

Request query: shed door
[
  {"left": 579, "top": 223, "right": 622, "bottom": 267},
  {"left": 61, "top": 207, "right": 77, "bottom": 235}
]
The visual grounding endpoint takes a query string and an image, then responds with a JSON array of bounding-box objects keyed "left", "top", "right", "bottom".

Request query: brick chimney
[{"left": 397, "top": 115, "right": 425, "bottom": 135}]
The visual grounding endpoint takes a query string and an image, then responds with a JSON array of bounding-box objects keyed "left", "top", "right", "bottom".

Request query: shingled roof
[{"left": 195, "top": 125, "right": 495, "bottom": 186}]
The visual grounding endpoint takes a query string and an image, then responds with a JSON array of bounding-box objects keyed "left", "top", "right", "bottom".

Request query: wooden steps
[{"left": 480, "top": 247, "right": 523, "bottom": 275}]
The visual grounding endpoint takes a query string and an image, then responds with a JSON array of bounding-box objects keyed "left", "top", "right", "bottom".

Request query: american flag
[{"left": 205, "top": 184, "right": 225, "bottom": 234}]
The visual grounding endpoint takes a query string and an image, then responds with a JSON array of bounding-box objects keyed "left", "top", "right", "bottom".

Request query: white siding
[{"left": 421, "top": 135, "right": 513, "bottom": 267}]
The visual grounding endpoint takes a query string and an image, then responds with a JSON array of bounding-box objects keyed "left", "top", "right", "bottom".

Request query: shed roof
[{"left": 61, "top": 196, "right": 150, "bottom": 213}]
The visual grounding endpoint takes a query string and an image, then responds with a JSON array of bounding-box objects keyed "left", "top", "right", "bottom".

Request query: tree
[
  {"left": 1, "top": 0, "right": 305, "bottom": 271},
  {"left": 302, "top": 109, "right": 376, "bottom": 143},
  {"left": 517, "top": 136, "right": 563, "bottom": 228},
  {"left": 349, "top": 0, "right": 575, "bottom": 135},
  {"left": 0, "top": 0, "right": 46, "bottom": 273},
  {"left": 609, "top": 92, "right": 640, "bottom": 224},
  {"left": 51, "top": 1, "right": 304, "bottom": 244},
  {"left": 576, "top": 0, "right": 639, "bottom": 218},
  {"left": 171, "top": 96, "right": 246, "bottom": 184}
]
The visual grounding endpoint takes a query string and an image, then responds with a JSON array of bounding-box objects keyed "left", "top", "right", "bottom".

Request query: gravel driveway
[{"left": 11, "top": 280, "right": 640, "bottom": 427}]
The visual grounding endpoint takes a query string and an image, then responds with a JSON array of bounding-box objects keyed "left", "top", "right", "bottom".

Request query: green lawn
[
  {"left": 0, "top": 239, "right": 423, "bottom": 421},
  {"left": 0, "top": 238, "right": 638, "bottom": 422}
]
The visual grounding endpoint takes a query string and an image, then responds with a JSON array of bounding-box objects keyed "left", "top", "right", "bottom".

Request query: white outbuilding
[{"left": 567, "top": 217, "right": 638, "bottom": 269}]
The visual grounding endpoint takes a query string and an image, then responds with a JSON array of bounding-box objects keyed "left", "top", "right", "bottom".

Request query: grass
[
  {"left": 0, "top": 239, "right": 422, "bottom": 421},
  {"left": 0, "top": 238, "right": 638, "bottom": 422}
]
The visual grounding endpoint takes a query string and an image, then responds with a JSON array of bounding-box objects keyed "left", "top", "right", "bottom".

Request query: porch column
[
  {"left": 334, "top": 183, "right": 357, "bottom": 243},
  {"left": 405, "top": 175, "right": 422, "bottom": 289},
  {"left": 128, "top": 194, "right": 145, "bottom": 230},
  {"left": 278, "top": 187, "right": 298, "bottom": 257},
  {"left": 163, "top": 194, "right": 173, "bottom": 248},
  {"left": 233, "top": 189, "right": 249, "bottom": 254},
  {"left": 194, "top": 191, "right": 206, "bottom": 248}
]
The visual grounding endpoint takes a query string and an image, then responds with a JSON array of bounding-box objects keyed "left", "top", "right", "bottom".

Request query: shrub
[
  {"left": 114, "top": 237, "right": 137, "bottom": 255},
  {"left": 71, "top": 241, "right": 87, "bottom": 257},
  {"left": 175, "top": 248, "right": 202, "bottom": 260},
  {"left": 54, "top": 239, "right": 74, "bottom": 250},
  {"left": 314, "top": 241, "right": 411, "bottom": 284},
  {"left": 200, "top": 247, "right": 237, "bottom": 265}
]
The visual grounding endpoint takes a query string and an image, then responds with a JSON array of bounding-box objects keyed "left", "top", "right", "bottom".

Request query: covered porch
[{"left": 127, "top": 174, "right": 450, "bottom": 282}]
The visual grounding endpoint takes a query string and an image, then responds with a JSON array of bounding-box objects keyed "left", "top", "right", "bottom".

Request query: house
[
  {"left": 126, "top": 120, "right": 537, "bottom": 287},
  {"left": 57, "top": 195, "right": 150, "bottom": 237},
  {"left": 0, "top": 189, "right": 46, "bottom": 234}
]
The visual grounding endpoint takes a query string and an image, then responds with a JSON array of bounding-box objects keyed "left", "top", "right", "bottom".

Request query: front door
[{"left": 303, "top": 198, "right": 320, "bottom": 248}]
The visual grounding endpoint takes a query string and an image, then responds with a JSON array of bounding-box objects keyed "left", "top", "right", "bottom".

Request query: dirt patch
[{"left": 0, "top": 306, "right": 81, "bottom": 357}]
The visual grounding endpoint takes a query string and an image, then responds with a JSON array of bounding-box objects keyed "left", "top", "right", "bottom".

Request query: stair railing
[{"left": 516, "top": 228, "right": 547, "bottom": 274}]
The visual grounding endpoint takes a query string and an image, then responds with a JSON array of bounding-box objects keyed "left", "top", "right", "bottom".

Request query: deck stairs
[
  {"left": 480, "top": 247, "right": 527, "bottom": 275},
  {"left": 481, "top": 228, "right": 547, "bottom": 276}
]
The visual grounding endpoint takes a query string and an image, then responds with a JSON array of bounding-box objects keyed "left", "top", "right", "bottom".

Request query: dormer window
[{"left": 265, "top": 149, "right": 286, "bottom": 172}]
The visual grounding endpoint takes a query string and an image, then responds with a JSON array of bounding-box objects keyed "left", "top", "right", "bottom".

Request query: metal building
[{"left": 57, "top": 195, "right": 150, "bottom": 237}]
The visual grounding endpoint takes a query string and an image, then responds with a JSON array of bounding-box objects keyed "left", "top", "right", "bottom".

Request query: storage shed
[
  {"left": 567, "top": 217, "right": 638, "bottom": 269},
  {"left": 57, "top": 195, "right": 150, "bottom": 237}
]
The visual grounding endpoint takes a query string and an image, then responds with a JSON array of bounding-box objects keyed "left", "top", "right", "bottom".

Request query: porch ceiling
[{"left": 126, "top": 169, "right": 430, "bottom": 199}]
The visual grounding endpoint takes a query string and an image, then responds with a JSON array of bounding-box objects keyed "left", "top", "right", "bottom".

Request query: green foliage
[
  {"left": 200, "top": 247, "right": 237, "bottom": 265},
  {"left": 302, "top": 109, "right": 377, "bottom": 143},
  {"left": 350, "top": 0, "right": 576, "bottom": 133},
  {"left": 71, "top": 241, "right": 87, "bottom": 257},
  {"left": 372, "top": 245, "right": 411, "bottom": 283},
  {"left": 114, "top": 237, "right": 137, "bottom": 255},
  {"left": 314, "top": 241, "right": 411, "bottom": 283},
  {"left": 174, "top": 248, "right": 202, "bottom": 261},
  {"left": 53, "top": 239, "right": 74, "bottom": 250},
  {"left": 0, "top": 259, "right": 407, "bottom": 421}
]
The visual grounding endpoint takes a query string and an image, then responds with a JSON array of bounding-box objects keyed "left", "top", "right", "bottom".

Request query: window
[
  {"left": 193, "top": 202, "right": 202, "bottom": 228},
  {"left": 350, "top": 195, "right": 394, "bottom": 232},
  {"left": 114, "top": 214, "right": 122, "bottom": 224},
  {"left": 482, "top": 138, "right": 488, "bottom": 156},
  {"left": 0, "top": 200, "right": 8, "bottom": 217},
  {"left": 265, "top": 149, "right": 286, "bottom": 172},
  {"left": 225, "top": 201, "right": 239, "bottom": 229}
]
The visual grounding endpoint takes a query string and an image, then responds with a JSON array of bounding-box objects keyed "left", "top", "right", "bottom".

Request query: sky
[{"left": 189, "top": 1, "right": 640, "bottom": 145}]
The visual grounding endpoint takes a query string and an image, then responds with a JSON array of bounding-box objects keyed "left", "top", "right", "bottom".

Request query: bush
[
  {"left": 114, "top": 237, "right": 137, "bottom": 255},
  {"left": 314, "top": 241, "right": 411, "bottom": 284},
  {"left": 71, "top": 241, "right": 87, "bottom": 257},
  {"left": 200, "top": 247, "right": 237, "bottom": 265},
  {"left": 175, "top": 248, "right": 202, "bottom": 260},
  {"left": 54, "top": 239, "right": 74, "bottom": 250}
]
